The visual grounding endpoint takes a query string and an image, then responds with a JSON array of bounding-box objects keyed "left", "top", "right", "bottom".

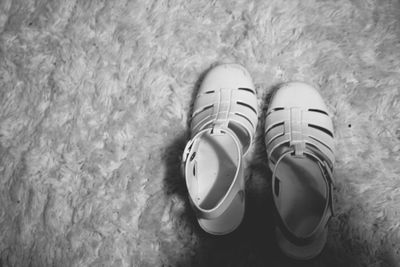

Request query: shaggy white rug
[{"left": 1, "top": 0, "right": 400, "bottom": 266}]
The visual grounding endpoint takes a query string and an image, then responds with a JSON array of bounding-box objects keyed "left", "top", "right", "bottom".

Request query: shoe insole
[
  {"left": 274, "top": 155, "right": 327, "bottom": 237},
  {"left": 193, "top": 132, "right": 239, "bottom": 210}
]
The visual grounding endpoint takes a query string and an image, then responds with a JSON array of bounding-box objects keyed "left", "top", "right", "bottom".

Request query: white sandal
[
  {"left": 265, "top": 82, "right": 335, "bottom": 259},
  {"left": 182, "top": 64, "right": 258, "bottom": 235}
]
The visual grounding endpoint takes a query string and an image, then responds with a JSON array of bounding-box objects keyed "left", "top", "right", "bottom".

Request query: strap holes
[
  {"left": 190, "top": 152, "right": 196, "bottom": 161},
  {"left": 193, "top": 165, "right": 196, "bottom": 176},
  {"left": 274, "top": 179, "right": 280, "bottom": 197}
]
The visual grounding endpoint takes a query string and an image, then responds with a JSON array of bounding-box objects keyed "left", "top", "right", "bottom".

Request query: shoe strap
[
  {"left": 182, "top": 126, "right": 244, "bottom": 220},
  {"left": 272, "top": 149, "right": 335, "bottom": 246},
  {"left": 265, "top": 107, "right": 335, "bottom": 170},
  {"left": 190, "top": 87, "right": 258, "bottom": 155}
]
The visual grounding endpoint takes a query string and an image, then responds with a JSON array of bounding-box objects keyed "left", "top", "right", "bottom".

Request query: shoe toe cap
[
  {"left": 269, "top": 82, "right": 328, "bottom": 112},
  {"left": 199, "top": 64, "right": 254, "bottom": 92}
]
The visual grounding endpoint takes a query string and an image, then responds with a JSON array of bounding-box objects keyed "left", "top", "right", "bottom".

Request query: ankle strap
[{"left": 181, "top": 126, "right": 244, "bottom": 220}]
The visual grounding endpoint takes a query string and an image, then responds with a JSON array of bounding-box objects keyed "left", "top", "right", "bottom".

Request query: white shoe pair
[{"left": 182, "top": 64, "right": 335, "bottom": 260}]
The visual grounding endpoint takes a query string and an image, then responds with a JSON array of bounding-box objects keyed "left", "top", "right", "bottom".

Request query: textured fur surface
[{"left": 1, "top": 0, "right": 400, "bottom": 266}]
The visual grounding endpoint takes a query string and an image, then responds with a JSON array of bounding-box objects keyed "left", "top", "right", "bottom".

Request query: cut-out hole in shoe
[
  {"left": 274, "top": 178, "right": 280, "bottom": 197},
  {"left": 308, "top": 108, "right": 329, "bottom": 116},
  {"left": 269, "top": 141, "right": 291, "bottom": 164},
  {"left": 190, "top": 152, "right": 196, "bottom": 161},
  {"left": 234, "top": 112, "right": 254, "bottom": 128},
  {"left": 237, "top": 101, "right": 257, "bottom": 115},
  {"left": 306, "top": 143, "right": 334, "bottom": 167},
  {"left": 266, "top": 107, "right": 285, "bottom": 116},
  {"left": 265, "top": 132, "right": 284, "bottom": 147},
  {"left": 205, "top": 90, "right": 215, "bottom": 94},
  {"left": 192, "top": 104, "right": 214, "bottom": 117},
  {"left": 308, "top": 136, "right": 334, "bottom": 155},
  {"left": 238, "top": 87, "right": 255, "bottom": 94},
  {"left": 308, "top": 124, "right": 334, "bottom": 138},
  {"left": 265, "top": 122, "right": 284, "bottom": 136}
]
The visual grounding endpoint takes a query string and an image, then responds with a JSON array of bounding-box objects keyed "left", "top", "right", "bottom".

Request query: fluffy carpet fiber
[{"left": 1, "top": 0, "right": 400, "bottom": 266}]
